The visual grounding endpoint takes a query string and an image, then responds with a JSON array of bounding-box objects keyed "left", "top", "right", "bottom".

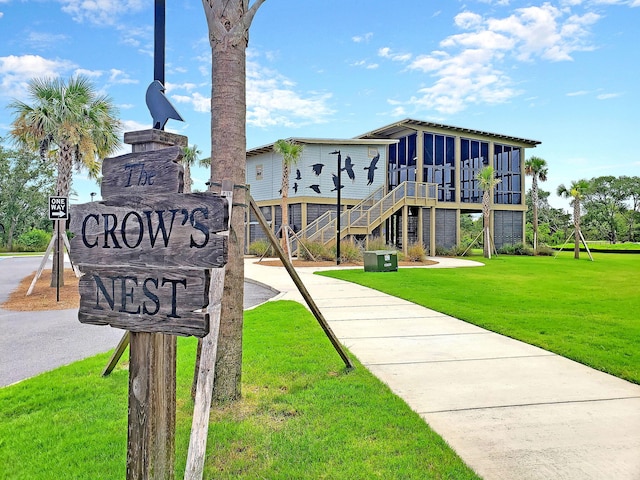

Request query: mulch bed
[{"left": 1, "top": 269, "right": 80, "bottom": 311}]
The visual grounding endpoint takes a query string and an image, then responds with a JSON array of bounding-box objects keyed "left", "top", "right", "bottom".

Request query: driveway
[{"left": 0, "top": 256, "right": 278, "bottom": 387}]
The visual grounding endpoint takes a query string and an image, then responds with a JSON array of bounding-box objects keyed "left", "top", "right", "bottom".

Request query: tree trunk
[
  {"left": 532, "top": 176, "right": 539, "bottom": 253},
  {"left": 573, "top": 200, "right": 581, "bottom": 260},
  {"left": 203, "top": 0, "right": 265, "bottom": 402},
  {"left": 184, "top": 161, "right": 192, "bottom": 193},
  {"left": 51, "top": 143, "right": 73, "bottom": 287},
  {"left": 482, "top": 190, "right": 491, "bottom": 259},
  {"left": 281, "top": 163, "right": 290, "bottom": 256}
]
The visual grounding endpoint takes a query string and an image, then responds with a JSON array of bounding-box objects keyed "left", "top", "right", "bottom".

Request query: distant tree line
[
  {"left": 0, "top": 141, "right": 55, "bottom": 251},
  {"left": 526, "top": 175, "right": 640, "bottom": 246}
]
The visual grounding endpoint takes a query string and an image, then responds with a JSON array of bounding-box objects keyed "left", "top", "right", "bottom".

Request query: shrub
[
  {"left": 334, "top": 240, "right": 363, "bottom": 263},
  {"left": 248, "top": 239, "right": 274, "bottom": 257},
  {"left": 406, "top": 242, "right": 427, "bottom": 262},
  {"left": 536, "top": 245, "right": 555, "bottom": 256},
  {"left": 16, "top": 229, "right": 51, "bottom": 252},
  {"left": 298, "top": 239, "right": 333, "bottom": 261},
  {"left": 366, "top": 236, "right": 388, "bottom": 251},
  {"left": 498, "top": 242, "right": 534, "bottom": 256}
]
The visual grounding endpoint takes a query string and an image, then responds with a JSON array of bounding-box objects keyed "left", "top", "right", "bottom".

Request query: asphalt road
[{"left": 0, "top": 256, "right": 278, "bottom": 387}]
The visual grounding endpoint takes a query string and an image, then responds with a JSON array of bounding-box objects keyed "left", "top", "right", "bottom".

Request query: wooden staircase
[{"left": 295, "top": 181, "right": 438, "bottom": 250}]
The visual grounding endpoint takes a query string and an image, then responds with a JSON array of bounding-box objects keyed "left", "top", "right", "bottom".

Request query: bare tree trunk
[
  {"left": 202, "top": 0, "right": 265, "bottom": 402},
  {"left": 281, "top": 163, "right": 290, "bottom": 256},
  {"left": 532, "top": 176, "right": 539, "bottom": 253},
  {"left": 51, "top": 144, "right": 73, "bottom": 288},
  {"left": 483, "top": 191, "right": 491, "bottom": 259},
  {"left": 573, "top": 200, "right": 581, "bottom": 260},
  {"left": 184, "top": 161, "right": 192, "bottom": 193}
]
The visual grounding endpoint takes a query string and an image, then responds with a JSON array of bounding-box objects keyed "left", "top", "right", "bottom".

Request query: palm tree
[
  {"left": 525, "top": 156, "right": 548, "bottom": 253},
  {"left": 557, "top": 179, "right": 590, "bottom": 259},
  {"left": 9, "top": 76, "right": 121, "bottom": 286},
  {"left": 477, "top": 166, "right": 501, "bottom": 259},
  {"left": 181, "top": 144, "right": 202, "bottom": 193},
  {"left": 202, "top": 0, "right": 266, "bottom": 401},
  {"left": 273, "top": 139, "right": 304, "bottom": 256}
]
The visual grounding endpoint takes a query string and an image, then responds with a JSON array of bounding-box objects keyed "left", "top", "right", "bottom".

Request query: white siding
[{"left": 247, "top": 143, "right": 386, "bottom": 202}]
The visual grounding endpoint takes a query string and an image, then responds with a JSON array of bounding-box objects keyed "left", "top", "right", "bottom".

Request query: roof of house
[
  {"left": 246, "top": 137, "right": 399, "bottom": 158},
  {"left": 355, "top": 118, "right": 541, "bottom": 147}
]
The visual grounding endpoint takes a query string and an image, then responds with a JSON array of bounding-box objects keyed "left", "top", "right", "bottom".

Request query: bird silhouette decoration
[
  {"left": 331, "top": 174, "right": 344, "bottom": 192},
  {"left": 341, "top": 155, "right": 356, "bottom": 182},
  {"left": 311, "top": 163, "right": 325, "bottom": 176},
  {"left": 309, "top": 184, "right": 321, "bottom": 194},
  {"left": 295, "top": 169, "right": 302, "bottom": 180},
  {"left": 146, "top": 80, "right": 184, "bottom": 130},
  {"left": 293, "top": 182, "right": 299, "bottom": 194},
  {"left": 364, "top": 153, "right": 380, "bottom": 186}
]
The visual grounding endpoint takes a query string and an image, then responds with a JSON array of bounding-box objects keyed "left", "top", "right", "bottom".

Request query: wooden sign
[
  {"left": 101, "top": 146, "right": 184, "bottom": 198},
  {"left": 69, "top": 193, "right": 228, "bottom": 269},
  {"left": 78, "top": 265, "right": 210, "bottom": 337},
  {"left": 69, "top": 142, "right": 229, "bottom": 338}
]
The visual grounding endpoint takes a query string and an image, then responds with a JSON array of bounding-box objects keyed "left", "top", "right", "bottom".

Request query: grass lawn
[
  {"left": 0, "top": 301, "right": 479, "bottom": 480},
  {"left": 320, "top": 252, "right": 640, "bottom": 385}
]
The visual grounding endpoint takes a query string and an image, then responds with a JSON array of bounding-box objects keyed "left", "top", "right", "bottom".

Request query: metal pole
[
  {"left": 331, "top": 150, "right": 342, "bottom": 265},
  {"left": 154, "top": 0, "right": 165, "bottom": 85},
  {"left": 56, "top": 219, "right": 61, "bottom": 302}
]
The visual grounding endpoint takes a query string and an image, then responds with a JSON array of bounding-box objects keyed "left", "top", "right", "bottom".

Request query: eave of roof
[
  {"left": 355, "top": 118, "right": 541, "bottom": 147},
  {"left": 247, "top": 137, "right": 399, "bottom": 158}
]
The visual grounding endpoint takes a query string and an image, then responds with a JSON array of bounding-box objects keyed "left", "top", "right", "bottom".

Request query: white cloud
[
  {"left": 0, "top": 54, "right": 76, "bottom": 99},
  {"left": 59, "top": 0, "right": 146, "bottom": 25},
  {"left": 246, "top": 60, "right": 335, "bottom": 128},
  {"left": 108, "top": 68, "right": 138, "bottom": 85},
  {"left": 597, "top": 92, "right": 622, "bottom": 99},
  {"left": 378, "top": 47, "right": 412, "bottom": 62},
  {"left": 378, "top": 3, "right": 604, "bottom": 115},
  {"left": 352, "top": 32, "right": 373, "bottom": 43}
]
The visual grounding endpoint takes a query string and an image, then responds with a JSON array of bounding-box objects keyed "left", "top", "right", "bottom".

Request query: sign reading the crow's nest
[{"left": 69, "top": 145, "right": 229, "bottom": 337}]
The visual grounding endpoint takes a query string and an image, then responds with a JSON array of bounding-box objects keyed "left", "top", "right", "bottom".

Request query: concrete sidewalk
[{"left": 244, "top": 257, "right": 640, "bottom": 480}]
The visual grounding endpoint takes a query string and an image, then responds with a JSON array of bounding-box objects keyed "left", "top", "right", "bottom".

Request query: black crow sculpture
[{"left": 146, "top": 80, "right": 183, "bottom": 130}]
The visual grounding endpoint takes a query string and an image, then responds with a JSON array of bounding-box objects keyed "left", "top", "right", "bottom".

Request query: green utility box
[{"left": 363, "top": 250, "right": 398, "bottom": 272}]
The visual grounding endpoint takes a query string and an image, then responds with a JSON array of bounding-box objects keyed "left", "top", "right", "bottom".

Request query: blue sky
[{"left": 1, "top": 0, "right": 639, "bottom": 211}]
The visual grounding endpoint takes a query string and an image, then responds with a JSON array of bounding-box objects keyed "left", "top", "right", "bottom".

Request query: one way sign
[{"left": 49, "top": 196, "right": 69, "bottom": 220}]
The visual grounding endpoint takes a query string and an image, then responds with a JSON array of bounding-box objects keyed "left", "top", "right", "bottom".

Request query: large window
[
  {"left": 460, "top": 138, "right": 488, "bottom": 203},
  {"left": 493, "top": 144, "right": 522, "bottom": 204},
  {"left": 423, "top": 133, "right": 455, "bottom": 202},
  {"left": 388, "top": 134, "right": 417, "bottom": 189}
]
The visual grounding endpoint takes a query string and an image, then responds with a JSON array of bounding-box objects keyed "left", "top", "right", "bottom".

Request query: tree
[
  {"left": 618, "top": 176, "right": 640, "bottom": 242},
  {"left": 0, "top": 144, "right": 55, "bottom": 250},
  {"left": 9, "top": 76, "right": 121, "bottom": 285},
  {"left": 477, "top": 166, "right": 501, "bottom": 259},
  {"left": 524, "top": 156, "right": 548, "bottom": 253},
  {"left": 182, "top": 144, "right": 202, "bottom": 193},
  {"left": 583, "top": 176, "right": 627, "bottom": 244},
  {"left": 273, "top": 139, "right": 303, "bottom": 255},
  {"left": 525, "top": 188, "right": 571, "bottom": 246},
  {"left": 557, "top": 179, "right": 590, "bottom": 259},
  {"left": 202, "top": 0, "right": 266, "bottom": 401}
]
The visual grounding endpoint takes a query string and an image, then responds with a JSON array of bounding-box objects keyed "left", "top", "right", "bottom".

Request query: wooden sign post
[{"left": 69, "top": 130, "right": 229, "bottom": 480}]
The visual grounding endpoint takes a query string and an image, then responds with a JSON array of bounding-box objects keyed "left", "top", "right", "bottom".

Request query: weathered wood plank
[
  {"left": 101, "top": 146, "right": 184, "bottom": 198},
  {"left": 78, "top": 266, "right": 211, "bottom": 337},
  {"left": 69, "top": 193, "right": 228, "bottom": 269},
  {"left": 127, "top": 331, "right": 176, "bottom": 480},
  {"left": 184, "top": 267, "right": 225, "bottom": 480}
]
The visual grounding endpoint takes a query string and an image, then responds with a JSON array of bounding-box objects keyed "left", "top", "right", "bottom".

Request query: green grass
[
  {"left": 0, "top": 301, "right": 479, "bottom": 480},
  {"left": 320, "top": 252, "right": 640, "bottom": 385}
]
